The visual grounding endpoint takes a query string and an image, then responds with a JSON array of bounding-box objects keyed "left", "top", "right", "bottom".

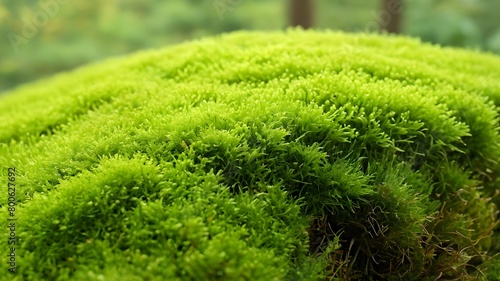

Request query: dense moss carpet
[{"left": 1, "top": 30, "right": 500, "bottom": 280}]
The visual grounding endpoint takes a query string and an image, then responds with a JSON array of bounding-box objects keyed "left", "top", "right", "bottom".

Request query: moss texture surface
[{"left": 1, "top": 30, "right": 500, "bottom": 280}]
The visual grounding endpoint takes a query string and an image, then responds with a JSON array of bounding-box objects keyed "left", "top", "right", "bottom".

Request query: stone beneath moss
[{"left": 0, "top": 30, "right": 499, "bottom": 280}]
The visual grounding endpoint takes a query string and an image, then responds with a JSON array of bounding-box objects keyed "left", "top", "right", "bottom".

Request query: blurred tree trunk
[
  {"left": 290, "top": 0, "right": 314, "bottom": 29},
  {"left": 380, "top": 0, "right": 403, "bottom": 33}
]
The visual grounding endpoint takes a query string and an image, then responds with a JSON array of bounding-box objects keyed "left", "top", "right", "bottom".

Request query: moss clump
[{"left": 1, "top": 30, "right": 499, "bottom": 280}]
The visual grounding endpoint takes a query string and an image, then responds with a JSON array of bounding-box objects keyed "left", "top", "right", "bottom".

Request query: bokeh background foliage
[
  {"left": 0, "top": 30, "right": 500, "bottom": 280},
  {"left": 1, "top": 0, "right": 500, "bottom": 93}
]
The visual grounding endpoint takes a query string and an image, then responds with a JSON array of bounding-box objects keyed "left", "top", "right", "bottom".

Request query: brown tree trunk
[
  {"left": 290, "top": 0, "right": 314, "bottom": 29},
  {"left": 380, "top": 0, "right": 403, "bottom": 34}
]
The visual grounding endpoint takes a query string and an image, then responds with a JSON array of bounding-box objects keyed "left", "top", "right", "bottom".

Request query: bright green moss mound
[{"left": 1, "top": 30, "right": 500, "bottom": 280}]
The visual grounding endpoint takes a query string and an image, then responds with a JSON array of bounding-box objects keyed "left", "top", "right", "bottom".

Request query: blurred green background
[{"left": 1, "top": 0, "right": 500, "bottom": 94}]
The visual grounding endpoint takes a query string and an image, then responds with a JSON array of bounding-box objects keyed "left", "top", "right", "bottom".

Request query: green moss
[{"left": 1, "top": 29, "right": 499, "bottom": 280}]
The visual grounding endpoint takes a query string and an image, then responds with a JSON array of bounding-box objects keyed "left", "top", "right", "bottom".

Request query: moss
[{"left": 0, "top": 29, "right": 499, "bottom": 280}]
